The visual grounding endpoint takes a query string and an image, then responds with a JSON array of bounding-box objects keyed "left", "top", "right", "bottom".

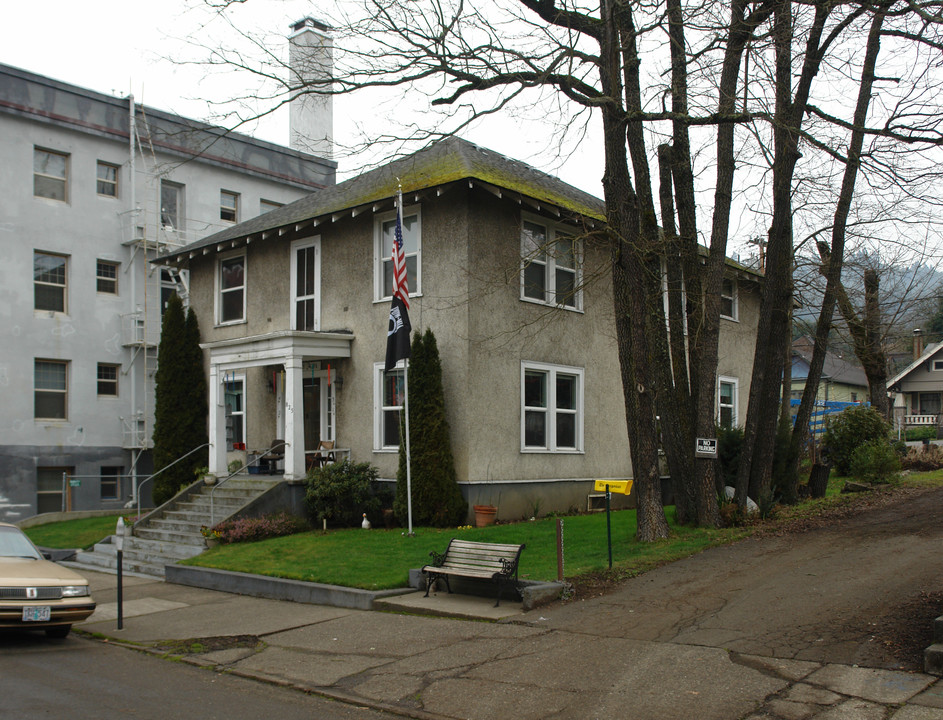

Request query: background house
[
  {"left": 0, "top": 19, "right": 335, "bottom": 521},
  {"left": 889, "top": 330, "right": 943, "bottom": 438},
  {"left": 790, "top": 335, "right": 869, "bottom": 405},
  {"left": 157, "top": 137, "right": 762, "bottom": 520}
]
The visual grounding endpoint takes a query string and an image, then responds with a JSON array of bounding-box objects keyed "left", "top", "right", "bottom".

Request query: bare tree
[{"left": 181, "top": 0, "right": 943, "bottom": 535}]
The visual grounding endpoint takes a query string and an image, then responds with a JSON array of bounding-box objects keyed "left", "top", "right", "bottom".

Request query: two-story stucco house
[{"left": 156, "top": 137, "right": 761, "bottom": 520}]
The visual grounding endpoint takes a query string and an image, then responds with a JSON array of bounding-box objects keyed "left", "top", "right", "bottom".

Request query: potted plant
[
  {"left": 194, "top": 466, "right": 214, "bottom": 485},
  {"left": 200, "top": 525, "right": 221, "bottom": 548}
]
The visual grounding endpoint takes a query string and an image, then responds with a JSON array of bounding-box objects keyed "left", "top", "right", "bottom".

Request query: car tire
[{"left": 45, "top": 625, "right": 71, "bottom": 639}]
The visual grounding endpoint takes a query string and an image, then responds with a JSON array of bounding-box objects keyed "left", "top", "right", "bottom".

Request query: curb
[{"left": 166, "top": 565, "right": 414, "bottom": 610}]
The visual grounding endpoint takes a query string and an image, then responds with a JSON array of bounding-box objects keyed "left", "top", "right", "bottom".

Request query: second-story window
[
  {"left": 34, "top": 251, "right": 68, "bottom": 312},
  {"left": 160, "top": 180, "right": 184, "bottom": 231},
  {"left": 291, "top": 238, "right": 320, "bottom": 331},
  {"left": 34, "top": 148, "right": 69, "bottom": 201},
  {"left": 218, "top": 254, "right": 245, "bottom": 324},
  {"left": 375, "top": 206, "right": 421, "bottom": 301},
  {"left": 96, "top": 260, "right": 119, "bottom": 294},
  {"left": 96, "top": 161, "right": 119, "bottom": 197},
  {"left": 521, "top": 218, "right": 582, "bottom": 310},
  {"left": 220, "top": 190, "right": 239, "bottom": 223},
  {"left": 721, "top": 278, "right": 738, "bottom": 320}
]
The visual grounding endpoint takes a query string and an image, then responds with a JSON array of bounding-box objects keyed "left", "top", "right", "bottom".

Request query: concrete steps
[
  {"left": 70, "top": 475, "right": 282, "bottom": 578},
  {"left": 924, "top": 616, "right": 943, "bottom": 674}
]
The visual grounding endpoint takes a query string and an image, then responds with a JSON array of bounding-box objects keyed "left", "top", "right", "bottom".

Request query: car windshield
[{"left": 0, "top": 526, "right": 42, "bottom": 559}]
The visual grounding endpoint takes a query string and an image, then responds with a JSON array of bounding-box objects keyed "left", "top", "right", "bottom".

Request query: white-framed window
[
  {"left": 933, "top": 360, "right": 943, "bottom": 371},
  {"left": 96, "top": 259, "right": 119, "bottom": 294},
  {"left": 96, "top": 161, "right": 119, "bottom": 198},
  {"left": 720, "top": 277, "right": 738, "bottom": 321},
  {"left": 521, "top": 216, "right": 583, "bottom": 310},
  {"left": 224, "top": 374, "right": 245, "bottom": 451},
  {"left": 718, "top": 376, "right": 738, "bottom": 427},
  {"left": 290, "top": 237, "right": 321, "bottom": 331},
  {"left": 34, "top": 251, "right": 68, "bottom": 312},
  {"left": 260, "top": 199, "right": 283, "bottom": 215},
  {"left": 34, "top": 147, "right": 69, "bottom": 201},
  {"left": 220, "top": 190, "right": 239, "bottom": 223},
  {"left": 374, "top": 362, "right": 406, "bottom": 451},
  {"left": 521, "top": 362, "right": 584, "bottom": 452},
  {"left": 217, "top": 252, "right": 246, "bottom": 324},
  {"left": 375, "top": 205, "right": 421, "bottom": 301},
  {"left": 35, "top": 359, "right": 68, "bottom": 420},
  {"left": 160, "top": 180, "right": 184, "bottom": 230}
]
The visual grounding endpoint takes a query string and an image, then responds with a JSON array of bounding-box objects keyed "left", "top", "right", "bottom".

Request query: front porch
[{"left": 203, "top": 330, "right": 354, "bottom": 480}]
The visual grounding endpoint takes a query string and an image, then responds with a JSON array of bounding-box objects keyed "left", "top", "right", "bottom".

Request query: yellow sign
[{"left": 594, "top": 479, "right": 633, "bottom": 495}]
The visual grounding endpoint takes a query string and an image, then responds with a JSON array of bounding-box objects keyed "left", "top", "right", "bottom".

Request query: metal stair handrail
[
  {"left": 209, "top": 441, "right": 288, "bottom": 525},
  {"left": 135, "top": 443, "right": 209, "bottom": 518}
]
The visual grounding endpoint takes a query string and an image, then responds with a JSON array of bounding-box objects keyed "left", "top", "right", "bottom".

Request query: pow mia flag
[
  {"left": 384, "top": 188, "right": 411, "bottom": 371},
  {"left": 385, "top": 295, "right": 411, "bottom": 370}
]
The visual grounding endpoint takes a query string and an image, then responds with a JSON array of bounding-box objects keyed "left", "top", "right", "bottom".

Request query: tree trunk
[{"left": 601, "top": 0, "right": 668, "bottom": 541}]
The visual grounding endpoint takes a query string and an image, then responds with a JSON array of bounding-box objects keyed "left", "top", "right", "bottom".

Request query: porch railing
[{"left": 902, "top": 414, "right": 939, "bottom": 426}]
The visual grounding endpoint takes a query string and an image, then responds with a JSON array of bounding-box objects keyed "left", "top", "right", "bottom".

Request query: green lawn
[
  {"left": 24, "top": 515, "right": 125, "bottom": 551},
  {"left": 23, "top": 471, "right": 943, "bottom": 590},
  {"left": 180, "top": 508, "right": 752, "bottom": 590}
]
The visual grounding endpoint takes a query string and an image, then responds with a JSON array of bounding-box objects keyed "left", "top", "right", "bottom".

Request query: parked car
[{"left": 0, "top": 522, "right": 96, "bottom": 638}]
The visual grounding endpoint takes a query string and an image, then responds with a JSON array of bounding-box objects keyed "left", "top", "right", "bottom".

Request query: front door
[{"left": 303, "top": 377, "right": 321, "bottom": 452}]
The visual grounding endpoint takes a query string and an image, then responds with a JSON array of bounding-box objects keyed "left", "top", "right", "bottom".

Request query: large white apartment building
[{"left": 0, "top": 19, "right": 335, "bottom": 521}]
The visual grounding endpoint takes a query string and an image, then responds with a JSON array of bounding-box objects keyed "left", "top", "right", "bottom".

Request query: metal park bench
[{"left": 421, "top": 538, "right": 525, "bottom": 607}]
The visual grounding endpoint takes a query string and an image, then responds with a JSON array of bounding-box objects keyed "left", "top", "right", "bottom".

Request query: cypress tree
[
  {"left": 394, "top": 329, "right": 467, "bottom": 527},
  {"left": 152, "top": 295, "right": 208, "bottom": 505}
]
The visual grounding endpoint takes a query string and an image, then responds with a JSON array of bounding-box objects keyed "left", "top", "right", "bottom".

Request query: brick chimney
[
  {"left": 914, "top": 328, "right": 924, "bottom": 361},
  {"left": 289, "top": 17, "right": 333, "bottom": 159}
]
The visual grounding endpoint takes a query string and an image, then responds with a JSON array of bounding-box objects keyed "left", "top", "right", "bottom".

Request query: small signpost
[{"left": 593, "top": 479, "right": 634, "bottom": 569}]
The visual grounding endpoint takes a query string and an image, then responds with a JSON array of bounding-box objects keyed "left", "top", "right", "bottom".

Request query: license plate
[{"left": 22, "top": 606, "right": 51, "bottom": 622}]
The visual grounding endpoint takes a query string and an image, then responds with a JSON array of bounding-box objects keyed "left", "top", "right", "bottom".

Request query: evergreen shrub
[
  {"left": 305, "top": 460, "right": 384, "bottom": 528},
  {"left": 820, "top": 405, "right": 890, "bottom": 476},
  {"left": 848, "top": 439, "right": 901, "bottom": 484}
]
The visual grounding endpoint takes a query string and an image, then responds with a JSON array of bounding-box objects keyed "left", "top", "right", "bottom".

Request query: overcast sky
[{"left": 0, "top": 0, "right": 606, "bottom": 197}]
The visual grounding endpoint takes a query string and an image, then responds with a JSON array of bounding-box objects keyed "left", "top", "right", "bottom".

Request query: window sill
[
  {"left": 373, "top": 292, "right": 423, "bottom": 305},
  {"left": 215, "top": 319, "right": 247, "bottom": 328},
  {"left": 519, "top": 296, "right": 584, "bottom": 314},
  {"left": 520, "top": 448, "right": 585, "bottom": 455}
]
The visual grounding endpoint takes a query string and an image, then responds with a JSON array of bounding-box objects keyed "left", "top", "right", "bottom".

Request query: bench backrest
[{"left": 443, "top": 538, "right": 524, "bottom": 573}]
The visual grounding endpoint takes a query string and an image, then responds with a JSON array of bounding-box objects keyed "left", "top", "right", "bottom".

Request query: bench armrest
[{"left": 429, "top": 549, "right": 447, "bottom": 567}]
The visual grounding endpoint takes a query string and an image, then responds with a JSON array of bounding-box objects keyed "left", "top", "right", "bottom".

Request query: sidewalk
[{"left": 77, "top": 567, "right": 943, "bottom": 720}]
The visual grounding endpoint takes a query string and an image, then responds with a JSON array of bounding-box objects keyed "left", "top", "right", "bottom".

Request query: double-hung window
[
  {"left": 34, "top": 251, "right": 68, "bottom": 312},
  {"left": 521, "top": 218, "right": 582, "bottom": 310},
  {"left": 218, "top": 254, "right": 245, "bottom": 324},
  {"left": 375, "top": 206, "right": 420, "bottom": 300},
  {"left": 34, "top": 148, "right": 68, "bottom": 201},
  {"left": 522, "top": 362, "right": 583, "bottom": 452},
  {"left": 160, "top": 180, "right": 184, "bottom": 230},
  {"left": 96, "top": 260, "right": 119, "bottom": 294},
  {"left": 220, "top": 190, "right": 239, "bottom": 223},
  {"left": 291, "top": 238, "right": 320, "bottom": 331},
  {"left": 720, "top": 278, "right": 738, "bottom": 320},
  {"left": 100, "top": 467, "right": 122, "bottom": 500},
  {"left": 718, "top": 377, "right": 738, "bottom": 428},
  {"left": 96, "top": 161, "right": 119, "bottom": 197},
  {"left": 374, "top": 363, "right": 405, "bottom": 450},
  {"left": 35, "top": 359, "right": 68, "bottom": 420},
  {"left": 97, "top": 363, "right": 119, "bottom": 397}
]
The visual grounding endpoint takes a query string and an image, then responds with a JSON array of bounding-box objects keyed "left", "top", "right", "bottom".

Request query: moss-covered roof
[{"left": 160, "top": 137, "right": 605, "bottom": 262}]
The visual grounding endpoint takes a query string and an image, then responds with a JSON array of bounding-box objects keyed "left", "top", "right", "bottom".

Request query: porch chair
[{"left": 262, "top": 439, "right": 285, "bottom": 475}]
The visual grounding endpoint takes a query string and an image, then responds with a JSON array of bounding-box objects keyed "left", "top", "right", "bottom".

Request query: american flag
[{"left": 391, "top": 190, "right": 409, "bottom": 309}]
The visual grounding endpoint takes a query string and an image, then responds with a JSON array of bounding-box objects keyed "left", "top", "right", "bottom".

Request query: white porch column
[
  {"left": 283, "top": 356, "right": 307, "bottom": 479},
  {"left": 208, "top": 364, "right": 227, "bottom": 476}
]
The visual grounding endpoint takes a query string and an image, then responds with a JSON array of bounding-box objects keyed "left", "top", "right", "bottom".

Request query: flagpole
[{"left": 404, "top": 357, "right": 413, "bottom": 536}]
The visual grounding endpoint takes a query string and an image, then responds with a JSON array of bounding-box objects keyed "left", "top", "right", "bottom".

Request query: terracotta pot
[{"left": 473, "top": 504, "right": 497, "bottom": 528}]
